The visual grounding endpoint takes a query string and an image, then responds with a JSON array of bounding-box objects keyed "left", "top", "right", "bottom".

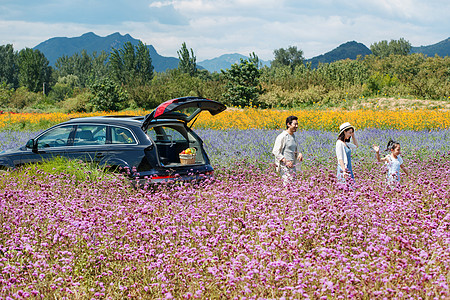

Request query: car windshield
[{"left": 146, "top": 123, "right": 204, "bottom": 167}]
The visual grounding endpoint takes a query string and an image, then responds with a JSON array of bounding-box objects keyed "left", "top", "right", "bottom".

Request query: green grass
[{"left": 3, "top": 156, "right": 120, "bottom": 185}]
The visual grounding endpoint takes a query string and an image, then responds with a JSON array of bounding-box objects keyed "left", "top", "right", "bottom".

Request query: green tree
[
  {"left": 221, "top": 53, "right": 263, "bottom": 107},
  {"left": 366, "top": 72, "right": 400, "bottom": 94},
  {"left": 316, "top": 58, "right": 369, "bottom": 88},
  {"left": 370, "top": 38, "right": 411, "bottom": 58},
  {"left": 0, "top": 82, "right": 14, "bottom": 107},
  {"left": 90, "top": 51, "right": 110, "bottom": 83},
  {"left": 89, "top": 77, "right": 128, "bottom": 111},
  {"left": 110, "top": 41, "right": 154, "bottom": 86},
  {"left": 271, "top": 46, "right": 304, "bottom": 71},
  {"left": 55, "top": 50, "right": 109, "bottom": 88},
  {"left": 177, "top": 42, "right": 197, "bottom": 76},
  {"left": 0, "top": 44, "right": 19, "bottom": 88},
  {"left": 389, "top": 38, "right": 411, "bottom": 56},
  {"left": 48, "top": 75, "right": 80, "bottom": 102},
  {"left": 18, "top": 48, "right": 52, "bottom": 93},
  {"left": 55, "top": 55, "right": 75, "bottom": 78},
  {"left": 370, "top": 40, "right": 389, "bottom": 58}
]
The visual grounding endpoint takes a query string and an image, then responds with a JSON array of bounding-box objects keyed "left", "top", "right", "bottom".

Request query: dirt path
[{"left": 352, "top": 97, "right": 450, "bottom": 110}]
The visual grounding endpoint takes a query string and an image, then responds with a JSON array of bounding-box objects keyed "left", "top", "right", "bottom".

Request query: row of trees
[{"left": 0, "top": 38, "right": 449, "bottom": 112}]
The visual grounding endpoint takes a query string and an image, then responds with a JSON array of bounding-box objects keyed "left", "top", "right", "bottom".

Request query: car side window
[
  {"left": 37, "top": 126, "right": 73, "bottom": 149},
  {"left": 73, "top": 125, "right": 106, "bottom": 146},
  {"left": 111, "top": 126, "right": 136, "bottom": 144}
]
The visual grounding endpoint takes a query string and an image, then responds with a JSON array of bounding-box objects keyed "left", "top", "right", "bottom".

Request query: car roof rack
[
  {"left": 69, "top": 115, "right": 144, "bottom": 120},
  {"left": 101, "top": 115, "right": 138, "bottom": 118}
]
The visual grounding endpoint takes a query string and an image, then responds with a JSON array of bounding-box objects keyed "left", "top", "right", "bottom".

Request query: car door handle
[{"left": 95, "top": 153, "right": 105, "bottom": 158}]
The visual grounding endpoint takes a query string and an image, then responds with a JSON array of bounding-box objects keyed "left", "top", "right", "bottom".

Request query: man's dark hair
[{"left": 286, "top": 116, "right": 298, "bottom": 129}]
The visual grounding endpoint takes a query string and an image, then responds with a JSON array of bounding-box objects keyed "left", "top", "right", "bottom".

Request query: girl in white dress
[{"left": 373, "top": 140, "right": 409, "bottom": 185}]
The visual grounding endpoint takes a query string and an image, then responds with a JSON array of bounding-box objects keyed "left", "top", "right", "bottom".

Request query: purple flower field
[
  {"left": 1, "top": 129, "right": 450, "bottom": 299},
  {"left": 195, "top": 128, "right": 450, "bottom": 168},
  {"left": 1, "top": 129, "right": 449, "bottom": 166},
  {"left": 0, "top": 131, "right": 39, "bottom": 153}
]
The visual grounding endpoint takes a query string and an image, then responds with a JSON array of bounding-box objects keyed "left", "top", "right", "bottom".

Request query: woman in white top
[
  {"left": 336, "top": 122, "right": 358, "bottom": 183},
  {"left": 373, "top": 140, "right": 409, "bottom": 185}
]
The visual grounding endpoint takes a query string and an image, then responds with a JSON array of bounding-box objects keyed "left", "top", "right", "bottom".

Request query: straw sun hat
[{"left": 338, "top": 122, "right": 355, "bottom": 136}]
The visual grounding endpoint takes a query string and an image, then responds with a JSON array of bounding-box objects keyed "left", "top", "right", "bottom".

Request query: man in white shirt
[{"left": 272, "top": 116, "right": 303, "bottom": 185}]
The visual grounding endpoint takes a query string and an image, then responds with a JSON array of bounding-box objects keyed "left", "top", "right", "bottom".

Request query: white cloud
[
  {"left": 0, "top": 0, "right": 448, "bottom": 61},
  {"left": 0, "top": 20, "right": 91, "bottom": 49},
  {"left": 234, "top": 0, "right": 281, "bottom": 7},
  {"left": 150, "top": 0, "right": 283, "bottom": 15},
  {"left": 149, "top": 0, "right": 225, "bottom": 13},
  {"left": 149, "top": 1, "right": 174, "bottom": 8},
  {"left": 175, "top": 0, "right": 219, "bottom": 13}
]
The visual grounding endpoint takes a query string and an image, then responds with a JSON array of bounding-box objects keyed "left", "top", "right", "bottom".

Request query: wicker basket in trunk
[{"left": 179, "top": 154, "right": 196, "bottom": 165}]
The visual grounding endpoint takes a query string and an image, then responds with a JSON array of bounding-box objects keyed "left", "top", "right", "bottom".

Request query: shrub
[
  {"left": 48, "top": 82, "right": 73, "bottom": 102},
  {"left": 293, "top": 85, "right": 328, "bottom": 106},
  {"left": 0, "top": 82, "right": 14, "bottom": 108},
  {"left": 259, "top": 85, "right": 302, "bottom": 108},
  {"left": 197, "top": 79, "right": 227, "bottom": 103},
  {"left": 89, "top": 78, "right": 128, "bottom": 111},
  {"left": 323, "top": 85, "right": 365, "bottom": 106},
  {"left": 61, "top": 91, "right": 94, "bottom": 112},
  {"left": 260, "top": 85, "right": 366, "bottom": 108},
  {"left": 222, "top": 57, "right": 264, "bottom": 107},
  {"left": 9, "top": 87, "right": 44, "bottom": 109},
  {"left": 365, "top": 72, "right": 400, "bottom": 95},
  {"left": 126, "top": 85, "right": 159, "bottom": 110},
  {"left": 146, "top": 71, "right": 224, "bottom": 106}
]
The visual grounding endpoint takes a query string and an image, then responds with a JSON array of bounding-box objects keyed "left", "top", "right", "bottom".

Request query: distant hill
[
  {"left": 305, "top": 41, "right": 372, "bottom": 68},
  {"left": 32, "top": 33, "right": 450, "bottom": 73},
  {"left": 34, "top": 32, "right": 179, "bottom": 72},
  {"left": 411, "top": 37, "right": 450, "bottom": 57},
  {"left": 34, "top": 32, "right": 271, "bottom": 73},
  {"left": 198, "top": 53, "right": 270, "bottom": 73}
]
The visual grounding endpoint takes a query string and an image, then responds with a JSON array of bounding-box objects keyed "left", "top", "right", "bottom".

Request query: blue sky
[{"left": 1, "top": 0, "right": 448, "bottom": 61}]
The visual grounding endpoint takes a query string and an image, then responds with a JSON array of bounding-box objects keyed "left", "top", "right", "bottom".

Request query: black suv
[{"left": 0, "top": 97, "right": 226, "bottom": 184}]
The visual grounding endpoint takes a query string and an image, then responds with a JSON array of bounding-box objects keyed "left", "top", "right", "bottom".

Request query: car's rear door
[
  {"left": 64, "top": 124, "right": 108, "bottom": 164},
  {"left": 102, "top": 125, "right": 147, "bottom": 171}
]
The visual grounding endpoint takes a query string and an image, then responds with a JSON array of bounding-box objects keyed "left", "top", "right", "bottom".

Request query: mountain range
[
  {"left": 198, "top": 53, "right": 270, "bottom": 72},
  {"left": 34, "top": 32, "right": 179, "bottom": 72},
  {"left": 411, "top": 37, "right": 450, "bottom": 57},
  {"left": 33, "top": 32, "right": 450, "bottom": 73}
]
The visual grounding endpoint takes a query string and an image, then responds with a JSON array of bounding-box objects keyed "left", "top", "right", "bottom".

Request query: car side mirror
[{"left": 26, "top": 139, "right": 37, "bottom": 152}]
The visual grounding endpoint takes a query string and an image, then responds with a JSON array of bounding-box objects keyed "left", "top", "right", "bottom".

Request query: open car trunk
[
  {"left": 146, "top": 122, "right": 206, "bottom": 167},
  {"left": 142, "top": 96, "right": 226, "bottom": 169}
]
